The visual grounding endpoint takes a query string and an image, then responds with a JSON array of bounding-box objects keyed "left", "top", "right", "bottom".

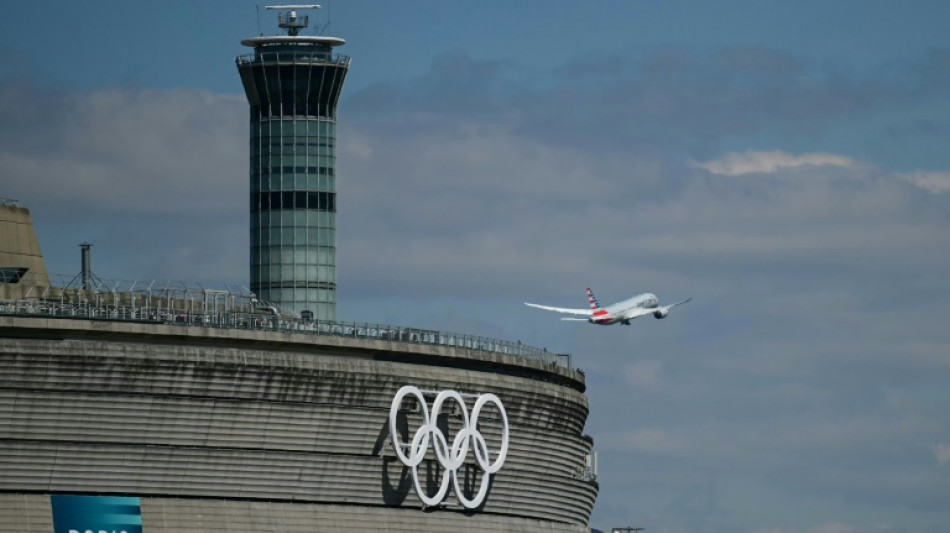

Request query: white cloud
[
  {"left": 898, "top": 171, "right": 950, "bottom": 194},
  {"left": 935, "top": 443, "right": 950, "bottom": 465},
  {"left": 694, "top": 150, "right": 856, "bottom": 176}
]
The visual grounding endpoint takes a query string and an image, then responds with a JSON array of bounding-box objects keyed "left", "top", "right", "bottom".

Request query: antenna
[
  {"left": 255, "top": 4, "right": 261, "bottom": 36},
  {"left": 317, "top": 0, "right": 331, "bottom": 35},
  {"left": 265, "top": 4, "right": 322, "bottom": 36}
]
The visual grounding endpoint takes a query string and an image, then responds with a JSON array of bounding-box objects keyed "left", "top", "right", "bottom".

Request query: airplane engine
[{"left": 653, "top": 308, "right": 669, "bottom": 319}]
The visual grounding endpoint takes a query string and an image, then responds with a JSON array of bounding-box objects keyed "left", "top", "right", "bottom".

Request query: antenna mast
[{"left": 265, "top": 4, "right": 321, "bottom": 36}]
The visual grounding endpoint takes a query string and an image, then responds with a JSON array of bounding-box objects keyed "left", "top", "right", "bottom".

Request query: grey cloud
[
  {"left": 0, "top": 82, "right": 248, "bottom": 281},
  {"left": 1, "top": 85, "right": 246, "bottom": 216}
]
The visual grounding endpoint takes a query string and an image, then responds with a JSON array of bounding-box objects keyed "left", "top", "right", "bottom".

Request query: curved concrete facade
[{"left": 0, "top": 316, "right": 598, "bottom": 532}]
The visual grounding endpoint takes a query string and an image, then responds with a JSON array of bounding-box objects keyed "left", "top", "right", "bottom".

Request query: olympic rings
[{"left": 389, "top": 385, "right": 510, "bottom": 509}]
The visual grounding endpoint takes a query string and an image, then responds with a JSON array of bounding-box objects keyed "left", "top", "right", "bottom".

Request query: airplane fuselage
[{"left": 591, "top": 293, "right": 659, "bottom": 325}]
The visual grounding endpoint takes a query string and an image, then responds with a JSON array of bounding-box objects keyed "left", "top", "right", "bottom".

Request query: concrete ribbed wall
[{"left": 0, "top": 316, "right": 598, "bottom": 532}]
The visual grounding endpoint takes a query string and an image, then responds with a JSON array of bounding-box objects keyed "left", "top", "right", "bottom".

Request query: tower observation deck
[{"left": 236, "top": 5, "right": 349, "bottom": 320}]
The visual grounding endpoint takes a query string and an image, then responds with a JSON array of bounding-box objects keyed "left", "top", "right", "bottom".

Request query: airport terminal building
[{"left": 0, "top": 7, "right": 599, "bottom": 532}]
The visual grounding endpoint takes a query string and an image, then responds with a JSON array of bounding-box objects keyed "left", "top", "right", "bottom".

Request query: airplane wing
[
  {"left": 620, "top": 307, "right": 658, "bottom": 320},
  {"left": 560, "top": 317, "right": 590, "bottom": 321},
  {"left": 524, "top": 302, "right": 593, "bottom": 317},
  {"left": 667, "top": 297, "right": 692, "bottom": 309},
  {"left": 620, "top": 298, "right": 692, "bottom": 321}
]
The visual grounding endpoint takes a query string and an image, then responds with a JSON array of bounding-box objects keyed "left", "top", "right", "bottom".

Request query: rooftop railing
[
  {"left": 236, "top": 51, "right": 350, "bottom": 67},
  {"left": 0, "top": 273, "right": 570, "bottom": 369}
]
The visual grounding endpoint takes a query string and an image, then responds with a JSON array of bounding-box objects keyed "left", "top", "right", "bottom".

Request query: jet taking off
[{"left": 525, "top": 288, "right": 691, "bottom": 325}]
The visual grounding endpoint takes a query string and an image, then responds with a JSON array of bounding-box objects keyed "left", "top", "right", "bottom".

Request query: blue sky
[{"left": 3, "top": 1, "right": 950, "bottom": 532}]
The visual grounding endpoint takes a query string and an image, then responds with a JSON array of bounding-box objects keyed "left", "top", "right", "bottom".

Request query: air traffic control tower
[{"left": 237, "top": 5, "right": 349, "bottom": 320}]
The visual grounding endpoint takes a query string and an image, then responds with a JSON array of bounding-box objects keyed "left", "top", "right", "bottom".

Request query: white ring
[{"left": 389, "top": 385, "right": 510, "bottom": 509}]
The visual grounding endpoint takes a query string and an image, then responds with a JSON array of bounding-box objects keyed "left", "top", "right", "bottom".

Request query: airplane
[{"left": 525, "top": 288, "right": 691, "bottom": 326}]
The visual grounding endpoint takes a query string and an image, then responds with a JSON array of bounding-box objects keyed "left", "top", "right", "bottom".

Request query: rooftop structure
[
  {"left": 0, "top": 201, "right": 49, "bottom": 294},
  {"left": 236, "top": 5, "right": 349, "bottom": 321}
]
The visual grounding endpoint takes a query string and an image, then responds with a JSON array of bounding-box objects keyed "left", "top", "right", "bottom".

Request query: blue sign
[{"left": 51, "top": 495, "right": 143, "bottom": 533}]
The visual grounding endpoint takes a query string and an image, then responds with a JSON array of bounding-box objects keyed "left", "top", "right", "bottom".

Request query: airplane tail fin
[{"left": 586, "top": 288, "right": 601, "bottom": 310}]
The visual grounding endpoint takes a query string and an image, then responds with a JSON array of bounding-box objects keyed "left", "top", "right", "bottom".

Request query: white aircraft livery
[{"left": 525, "top": 288, "right": 692, "bottom": 326}]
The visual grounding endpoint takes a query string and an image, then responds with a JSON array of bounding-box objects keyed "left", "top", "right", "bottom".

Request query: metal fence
[
  {"left": 0, "top": 274, "right": 570, "bottom": 369},
  {"left": 236, "top": 51, "right": 351, "bottom": 67}
]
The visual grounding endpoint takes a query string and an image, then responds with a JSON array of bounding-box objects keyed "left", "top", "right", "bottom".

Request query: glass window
[
  {"left": 315, "top": 155, "right": 334, "bottom": 168},
  {"left": 318, "top": 247, "right": 334, "bottom": 264},
  {"left": 280, "top": 267, "right": 295, "bottom": 282},
  {"left": 317, "top": 228, "right": 333, "bottom": 246},
  {"left": 282, "top": 191, "right": 295, "bottom": 209},
  {"left": 307, "top": 174, "right": 319, "bottom": 189},
  {"left": 323, "top": 190, "right": 332, "bottom": 210},
  {"left": 281, "top": 119, "right": 295, "bottom": 136},
  {"left": 281, "top": 226, "right": 294, "bottom": 243},
  {"left": 307, "top": 229, "right": 320, "bottom": 246},
  {"left": 316, "top": 265, "right": 334, "bottom": 282}
]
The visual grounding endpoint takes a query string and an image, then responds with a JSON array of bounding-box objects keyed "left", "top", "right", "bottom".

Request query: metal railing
[
  {"left": 236, "top": 51, "right": 351, "bottom": 67},
  {"left": 0, "top": 274, "right": 570, "bottom": 369}
]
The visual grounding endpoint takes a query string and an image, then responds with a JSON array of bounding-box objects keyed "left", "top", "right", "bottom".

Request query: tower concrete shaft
[{"left": 236, "top": 9, "right": 349, "bottom": 320}]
